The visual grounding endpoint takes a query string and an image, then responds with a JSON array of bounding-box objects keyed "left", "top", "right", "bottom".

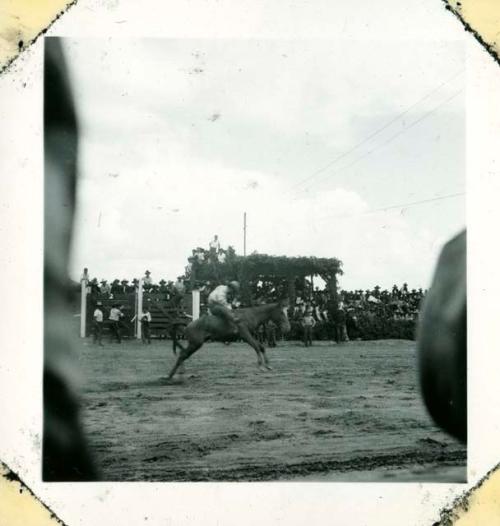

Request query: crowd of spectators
[
  {"left": 80, "top": 236, "right": 426, "bottom": 344},
  {"left": 82, "top": 266, "right": 426, "bottom": 344},
  {"left": 288, "top": 283, "right": 426, "bottom": 343},
  {"left": 83, "top": 270, "right": 187, "bottom": 302}
]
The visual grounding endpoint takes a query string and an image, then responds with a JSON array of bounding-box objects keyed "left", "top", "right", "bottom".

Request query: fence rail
[{"left": 80, "top": 276, "right": 196, "bottom": 339}]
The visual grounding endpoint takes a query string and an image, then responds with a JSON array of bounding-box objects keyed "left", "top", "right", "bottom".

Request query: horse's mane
[{"left": 236, "top": 300, "right": 290, "bottom": 315}]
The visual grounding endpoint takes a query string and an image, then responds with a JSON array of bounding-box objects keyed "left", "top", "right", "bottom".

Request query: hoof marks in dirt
[
  {"left": 159, "top": 376, "right": 185, "bottom": 385},
  {"left": 418, "top": 437, "right": 448, "bottom": 448}
]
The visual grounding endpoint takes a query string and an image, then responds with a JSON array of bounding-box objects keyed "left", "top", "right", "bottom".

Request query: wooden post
[
  {"left": 80, "top": 268, "right": 88, "bottom": 338},
  {"left": 192, "top": 289, "right": 200, "bottom": 320},
  {"left": 136, "top": 278, "right": 143, "bottom": 340}
]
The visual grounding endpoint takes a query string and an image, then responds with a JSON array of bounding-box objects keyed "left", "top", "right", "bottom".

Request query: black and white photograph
[{"left": 43, "top": 36, "right": 466, "bottom": 483}]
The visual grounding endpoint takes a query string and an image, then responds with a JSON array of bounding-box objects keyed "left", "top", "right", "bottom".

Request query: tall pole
[
  {"left": 243, "top": 211, "right": 247, "bottom": 257},
  {"left": 192, "top": 289, "right": 200, "bottom": 320},
  {"left": 136, "top": 278, "right": 143, "bottom": 340},
  {"left": 80, "top": 268, "right": 88, "bottom": 338}
]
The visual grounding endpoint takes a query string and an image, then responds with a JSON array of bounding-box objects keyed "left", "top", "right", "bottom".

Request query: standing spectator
[
  {"left": 140, "top": 306, "right": 152, "bottom": 344},
  {"left": 334, "top": 306, "right": 349, "bottom": 343},
  {"left": 256, "top": 323, "right": 265, "bottom": 344},
  {"left": 209, "top": 234, "right": 220, "bottom": 253},
  {"left": 92, "top": 302, "right": 104, "bottom": 346},
  {"left": 302, "top": 308, "right": 316, "bottom": 347},
  {"left": 266, "top": 320, "right": 277, "bottom": 348},
  {"left": 109, "top": 304, "right": 123, "bottom": 343}
]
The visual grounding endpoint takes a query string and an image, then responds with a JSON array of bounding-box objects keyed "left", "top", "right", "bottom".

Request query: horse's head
[{"left": 273, "top": 298, "right": 291, "bottom": 334}]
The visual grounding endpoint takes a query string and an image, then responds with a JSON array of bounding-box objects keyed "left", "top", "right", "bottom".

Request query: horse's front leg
[{"left": 238, "top": 326, "right": 266, "bottom": 371}]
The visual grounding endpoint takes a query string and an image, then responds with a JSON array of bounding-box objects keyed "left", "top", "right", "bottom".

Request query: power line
[
  {"left": 300, "top": 88, "right": 463, "bottom": 193},
  {"left": 318, "top": 191, "right": 465, "bottom": 222},
  {"left": 290, "top": 69, "right": 464, "bottom": 193}
]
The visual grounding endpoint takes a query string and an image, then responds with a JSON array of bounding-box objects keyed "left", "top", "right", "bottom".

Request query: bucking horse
[{"left": 167, "top": 300, "right": 291, "bottom": 379}]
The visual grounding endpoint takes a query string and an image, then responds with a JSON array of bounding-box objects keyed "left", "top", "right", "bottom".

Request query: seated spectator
[
  {"left": 143, "top": 270, "right": 153, "bottom": 290},
  {"left": 100, "top": 280, "right": 111, "bottom": 296},
  {"left": 89, "top": 278, "right": 100, "bottom": 295},
  {"left": 110, "top": 279, "right": 121, "bottom": 295},
  {"left": 174, "top": 277, "right": 185, "bottom": 295},
  {"left": 195, "top": 248, "right": 206, "bottom": 263},
  {"left": 120, "top": 279, "right": 130, "bottom": 294}
]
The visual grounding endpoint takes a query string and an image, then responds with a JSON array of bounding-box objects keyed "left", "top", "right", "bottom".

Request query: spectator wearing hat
[
  {"left": 100, "top": 280, "right": 111, "bottom": 296},
  {"left": 89, "top": 278, "right": 100, "bottom": 296},
  {"left": 143, "top": 270, "right": 153, "bottom": 291},
  {"left": 302, "top": 308, "right": 316, "bottom": 347},
  {"left": 93, "top": 302, "right": 104, "bottom": 346},
  {"left": 120, "top": 279, "right": 131, "bottom": 294},
  {"left": 110, "top": 279, "right": 121, "bottom": 295},
  {"left": 158, "top": 279, "right": 168, "bottom": 293}
]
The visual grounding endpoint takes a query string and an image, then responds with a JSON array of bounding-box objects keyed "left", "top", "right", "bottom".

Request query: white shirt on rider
[{"left": 208, "top": 285, "right": 232, "bottom": 308}]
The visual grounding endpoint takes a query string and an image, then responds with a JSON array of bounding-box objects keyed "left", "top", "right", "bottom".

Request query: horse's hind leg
[
  {"left": 167, "top": 341, "right": 203, "bottom": 380},
  {"left": 238, "top": 326, "right": 266, "bottom": 371}
]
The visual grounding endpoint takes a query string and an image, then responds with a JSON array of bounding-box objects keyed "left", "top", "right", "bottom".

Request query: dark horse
[{"left": 167, "top": 300, "right": 291, "bottom": 379}]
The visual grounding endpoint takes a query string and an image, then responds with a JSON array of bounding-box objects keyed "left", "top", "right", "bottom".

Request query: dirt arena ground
[{"left": 78, "top": 338, "right": 466, "bottom": 482}]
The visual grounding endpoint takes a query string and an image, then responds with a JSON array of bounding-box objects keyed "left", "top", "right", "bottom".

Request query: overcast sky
[{"left": 63, "top": 38, "right": 464, "bottom": 290}]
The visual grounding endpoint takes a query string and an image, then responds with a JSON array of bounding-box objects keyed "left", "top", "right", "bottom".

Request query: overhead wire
[
  {"left": 299, "top": 88, "right": 463, "bottom": 193},
  {"left": 289, "top": 69, "right": 464, "bottom": 194},
  {"left": 317, "top": 191, "right": 465, "bottom": 222}
]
